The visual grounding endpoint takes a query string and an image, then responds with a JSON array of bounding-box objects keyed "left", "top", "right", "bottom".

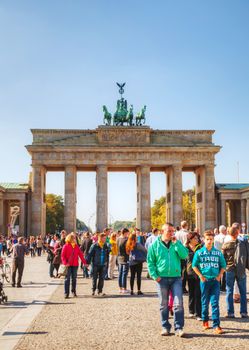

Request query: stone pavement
[
  {"left": 1, "top": 257, "right": 247, "bottom": 350},
  {"left": 0, "top": 255, "right": 62, "bottom": 350}
]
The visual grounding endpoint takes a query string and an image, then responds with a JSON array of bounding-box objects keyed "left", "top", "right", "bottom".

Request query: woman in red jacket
[{"left": 61, "top": 233, "right": 87, "bottom": 298}]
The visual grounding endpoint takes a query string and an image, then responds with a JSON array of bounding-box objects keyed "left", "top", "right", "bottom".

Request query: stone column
[
  {"left": 246, "top": 199, "right": 249, "bottom": 232},
  {"left": 136, "top": 166, "right": 151, "bottom": 232},
  {"left": 241, "top": 199, "right": 246, "bottom": 225},
  {"left": 172, "top": 164, "right": 183, "bottom": 227},
  {"left": 64, "top": 166, "right": 77, "bottom": 233},
  {"left": 166, "top": 167, "right": 173, "bottom": 223},
  {"left": 195, "top": 167, "right": 205, "bottom": 233},
  {"left": 0, "top": 193, "right": 3, "bottom": 233},
  {"left": 31, "top": 165, "right": 46, "bottom": 236},
  {"left": 19, "top": 200, "right": 26, "bottom": 235},
  {"left": 205, "top": 164, "right": 216, "bottom": 229},
  {"left": 96, "top": 165, "right": 108, "bottom": 232},
  {"left": 220, "top": 199, "right": 226, "bottom": 226}
]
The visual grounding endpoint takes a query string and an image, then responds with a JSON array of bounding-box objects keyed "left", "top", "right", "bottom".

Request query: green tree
[
  {"left": 151, "top": 189, "right": 196, "bottom": 229},
  {"left": 182, "top": 188, "right": 196, "bottom": 229},
  {"left": 76, "top": 218, "right": 90, "bottom": 232},
  {"left": 112, "top": 220, "right": 136, "bottom": 231},
  {"left": 46, "top": 194, "right": 64, "bottom": 233},
  {"left": 151, "top": 196, "right": 166, "bottom": 229}
]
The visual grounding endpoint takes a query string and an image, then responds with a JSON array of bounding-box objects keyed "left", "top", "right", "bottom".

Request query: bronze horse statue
[
  {"left": 135, "top": 105, "right": 146, "bottom": 126},
  {"left": 103, "top": 105, "right": 112, "bottom": 125}
]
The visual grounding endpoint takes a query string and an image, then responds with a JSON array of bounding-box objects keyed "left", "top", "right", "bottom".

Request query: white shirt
[
  {"left": 214, "top": 233, "right": 226, "bottom": 251},
  {"left": 175, "top": 229, "right": 189, "bottom": 246}
]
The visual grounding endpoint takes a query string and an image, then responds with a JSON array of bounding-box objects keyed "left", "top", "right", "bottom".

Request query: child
[{"left": 192, "top": 230, "right": 226, "bottom": 334}]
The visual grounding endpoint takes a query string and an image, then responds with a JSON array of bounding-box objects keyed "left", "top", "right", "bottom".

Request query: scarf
[
  {"left": 71, "top": 242, "right": 76, "bottom": 248},
  {"left": 98, "top": 239, "right": 104, "bottom": 249}
]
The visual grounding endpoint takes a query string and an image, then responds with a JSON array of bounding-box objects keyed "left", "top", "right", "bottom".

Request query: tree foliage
[
  {"left": 151, "top": 188, "right": 196, "bottom": 229},
  {"left": 151, "top": 196, "right": 166, "bottom": 229},
  {"left": 112, "top": 220, "right": 136, "bottom": 231},
  {"left": 46, "top": 194, "right": 89, "bottom": 233},
  {"left": 46, "top": 194, "right": 64, "bottom": 233}
]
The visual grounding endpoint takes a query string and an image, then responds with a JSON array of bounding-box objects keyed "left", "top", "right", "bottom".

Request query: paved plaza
[{"left": 0, "top": 257, "right": 249, "bottom": 350}]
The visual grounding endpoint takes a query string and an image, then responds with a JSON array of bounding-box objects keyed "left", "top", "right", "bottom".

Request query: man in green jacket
[{"left": 147, "top": 222, "right": 188, "bottom": 337}]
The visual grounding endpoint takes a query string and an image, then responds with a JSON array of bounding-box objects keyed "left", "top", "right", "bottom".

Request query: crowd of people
[{"left": 0, "top": 220, "right": 248, "bottom": 337}]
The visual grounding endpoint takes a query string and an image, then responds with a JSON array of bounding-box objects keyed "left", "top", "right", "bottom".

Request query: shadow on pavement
[{"left": 2, "top": 331, "right": 48, "bottom": 336}]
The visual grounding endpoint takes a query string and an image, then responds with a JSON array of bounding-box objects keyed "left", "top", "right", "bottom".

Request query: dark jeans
[
  {"left": 130, "top": 263, "right": 143, "bottom": 291},
  {"left": 92, "top": 265, "right": 105, "bottom": 293},
  {"left": 53, "top": 263, "right": 60, "bottom": 275},
  {"left": 118, "top": 263, "right": 129, "bottom": 289},
  {"left": 83, "top": 265, "right": 89, "bottom": 278},
  {"left": 37, "top": 247, "right": 42, "bottom": 256},
  {"left": 157, "top": 277, "right": 184, "bottom": 331},
  {"left": 12, "top": 258, "right": 24, "bottom": 286},
  {"left": 49, "top": 261, "right": 55, "bottom": 277},
  {"left": 187, "top": 277, "right": 201, "bottom": 317},
  {"left": 64, "top": 266, "right": 78, "bottom": 296},
  {"left": 200, "top": 279, "right": 220, "bottom": 328}
]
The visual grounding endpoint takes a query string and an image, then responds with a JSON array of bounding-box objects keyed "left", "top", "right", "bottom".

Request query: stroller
[{"left": 0, "top": 280, "right": 8, "bottom": 304}]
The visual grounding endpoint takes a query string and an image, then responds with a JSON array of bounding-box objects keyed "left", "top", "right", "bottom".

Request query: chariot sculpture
[{"left": 102, "top": 83, "right": 146, "bottom": 126}]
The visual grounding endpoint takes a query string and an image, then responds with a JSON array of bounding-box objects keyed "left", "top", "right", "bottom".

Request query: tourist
[
  {"left": 214, "top": 225, "right": 227, "bottom": 291},
  {"left": 222, "top": 226, "right": 249, "bottom": 318},
  {"left": 80, "top": 231, "right": 92, "bottom": 278},
  {"left": 61, "top": 233, "right": 87, "bottom": 298},
  {"left": 103, "top": 227, "right": 111, "bottom": 280},
  {"left": 60, "top": 230, "right": 67, "bottom": 247},
  {"left": 36, "top": 235, "right": 43, "bottom": 256},
  {"left": 53, "top": 234, "right": 62, "bottom": 277},
  {"left": 145, "top": 228, "right": 160, "bottom": 250},
  {"left": 117, "top": 228, "right": 130, "bottom": 294},
  {"left": 147, "top": 222, "right": 188, "bottom": 337},
  {"left": 11, "top": 236, "right": 29, "bottom": 287},
  {"left": 126, "top": 232, "right": 147, "bottom": 295},
  {"left": 86, "top": 232, "right": 109, "bottom": 296},
  {"left": 108, "top": 232, "right": 118, "bottom": 279},
  {"left": 175, "top": 220, "right": 189, "bottom": 294},
  {"left": 192, "top": 230, "right": 226, "bottom": 334},
  {"left": 185, "top": 231, "right": 202, "bottom": 320}
]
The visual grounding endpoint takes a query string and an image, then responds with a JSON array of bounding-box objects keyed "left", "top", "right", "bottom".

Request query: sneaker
[
  {"left": 92, "top": 291, "right": 95, "bottom": 296},
  {"left": 98, "top": 292, "right": 106, "bottom": 297},
  {"left": 196, "top": 317, "right": 202, "bottom": 321},
  {"left": 161, "top": 328, "right": 170, "bottom": 336},
  {"left": 214, "top": 327, "right": 224, "bottom": 335},
  {"left": 175, "top": 329, "right": 185, "bottom": 337},
  {"left": 241, "top": 314, "right": 248, "bottom": 318},
  {"left": 189, "top": 313, "right": 195, "bottom": 318},
  {"left": 225, "top": 314, "right": 235, "bottom": 318},
  {"left": 137, "top": 291, "right": 143, "bottom": 295},
  {"left": 64, "top": 294, "right": 69, "bottom": 299},
  {"left": 130, "top": 291, "right": 134, "bottom": 295},
  {"left": 11, "top": 284, "right": 15, "bottom": 287},
  {"left": 16, "top": 284, "right": 22, "bottom": 288},
  {"left": 72, "top": 292, "right": 77, "bottom": 297},
  {"left": 203, "top": 321, "right": 210, "bottom": 330},
  {"left": 122, "top": 289, "right": 130, "bottom": 294}
]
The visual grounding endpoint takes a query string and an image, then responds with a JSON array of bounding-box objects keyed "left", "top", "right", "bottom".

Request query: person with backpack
[{"left": 126, "top": 232, "right": 147, "bottom": 295}]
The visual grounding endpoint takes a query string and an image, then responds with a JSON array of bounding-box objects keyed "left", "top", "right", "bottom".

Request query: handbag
[
  {"left": 58, "top": 247, "right": 75, "bottom": 276},
  {"left": 58, "top": 264, "right": 68, "bottom": 276}
]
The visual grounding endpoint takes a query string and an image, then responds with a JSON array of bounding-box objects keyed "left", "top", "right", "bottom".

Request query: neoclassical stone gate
[{"left": 26, "top": 126, "right": 220, "bottom": 236}]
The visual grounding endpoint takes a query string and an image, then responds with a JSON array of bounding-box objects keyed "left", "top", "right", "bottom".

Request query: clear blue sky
[{"left": 1, "top": 1, "right": 249, "bottom": 228}]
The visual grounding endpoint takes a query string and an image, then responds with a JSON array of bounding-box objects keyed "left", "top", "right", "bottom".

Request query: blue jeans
[
  {"left": 200, "top": 279, "right": 220, "bottom": 328},
  {"left": 226, "top": 271, "right": 247, "bottom": 315},
  {"left": 118, "top": 263, "right": 129, "bottom": 289},
  {"left": 64, "top": 266, "right": 78, "bottom": 295},
  {"left": 157, "top": 277, "right": 184, "bottom": 331}
]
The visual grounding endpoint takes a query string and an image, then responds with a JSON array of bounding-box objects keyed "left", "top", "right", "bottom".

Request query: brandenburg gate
[
  {"left": 25, "top": 84, "right": 221, "bottom": 236},
  {"left": 26, "top": 126, "right": 220, "bottom": 235}
]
